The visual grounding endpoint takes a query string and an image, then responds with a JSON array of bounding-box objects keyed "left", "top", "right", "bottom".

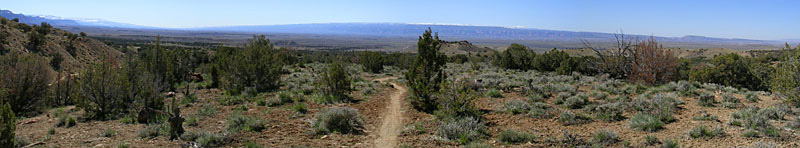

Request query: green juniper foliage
[{"left": 405, "top": 28, "right": 448, "bottom": 113}]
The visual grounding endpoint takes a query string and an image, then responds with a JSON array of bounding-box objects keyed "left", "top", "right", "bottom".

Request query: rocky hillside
[
  {"left": 439, "top": 40, "right": 496, "bottom": 56},
  {"left": 0, "top": 16, "right": 122, "bottom": 71}
]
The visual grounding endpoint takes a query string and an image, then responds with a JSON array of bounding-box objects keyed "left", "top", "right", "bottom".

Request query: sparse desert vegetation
[{"left": 2, "top": 4, "right": 800, "bottom": 148}]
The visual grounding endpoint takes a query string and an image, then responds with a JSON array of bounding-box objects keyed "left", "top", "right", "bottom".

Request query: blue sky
[{"left": 4, "top": 0, "right": 799, "bottom": 40}]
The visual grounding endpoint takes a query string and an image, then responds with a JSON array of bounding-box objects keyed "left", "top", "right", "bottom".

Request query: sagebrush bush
[
  {"left": 267, "top": 92, "right": 294, "bottom": 106},
  {"left": 181, "top": 131, "right": 229, "bottom": 148},
  {"left": 629, "top": 113, "right": 664, "bottom": 132},
  {"left": 746, "top": 142, "right": 777, "bottom": 148},
  {"left": 731, "top": 106, "right": 772, "bottom": 130},
  {"left": 138, "top": 123, "right": 168, "bottom": 139},
  {"left": 226, "top": 114, "right": 267, "bottom": 133},
  {"left": 528, "top": 102, "right": 553, "bottom": 118},
  {"left": 553, "top": 92, "right": 572, "bottom": 105},
  {"left": 527, "top": 93, "right": 547, "bottom": 103},
  {"left": 218, "top": 95, "right": 248, "bottom": 106},
  {"left": 692, "top": 113, "right": 718, "bottom": 121},
  {"left": 591, "top": 130, "right": 618, "bottom": 146},
  {"left": 697, "top": 92, "right": 717, "bottom": 107},
  {"left": 102, "top": 128, "right": 116, "bottom": 137},
  {"left": 503, "top": 100, "right": 530, "bottom": 115},
  {"left": 721, "top": 92, "right": 742, "bottom": 108},
  {"left": 464, "top": 142, "right": 493, "bottom": 148},
  {"left": 688, "top": 125, "right": 724, "bottom": 138},
  {"left": 788, "top": 116, "right": 800, "bottom": 130},
  {"left": 436, "top": 117, "right": 487, "bottom": 144},
  {"left": 592, "top": 92, "right": 609, "bottom": 100},
  {"left": 313, "top": 107, "right": 364, "bottom": 135},
  {"left": 630, "top": 93, "right": 680, "bottom": 123},
  {"left": 660, "top": 139, "right": 679, "bottom": 148},
  {"left": 559, "top": 111, "right": 592, "bottom": 125},
  {"left": 497, "top": 129, "right": 535, "bottom": 144},
  {"left": 585, "top": 103, "right": 625, "bottom": 122},
  {"left": 562, "top": 94, "right": 589, "bottom": 109}
]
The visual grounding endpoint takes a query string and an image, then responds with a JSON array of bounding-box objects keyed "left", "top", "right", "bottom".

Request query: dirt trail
[{"left": 373, "top": 77, "right": 406, "bottom": 148}]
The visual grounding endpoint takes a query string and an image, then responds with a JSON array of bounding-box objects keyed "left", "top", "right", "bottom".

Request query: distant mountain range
[
  {"left": 190, "top": 23, "right": 781, "bottom": 45},
  {"left": 0, "top": 9, "right": 785, "bottom": 49},
  {"left": 0, "top": 10, "right": 154, "bottom": 29}
]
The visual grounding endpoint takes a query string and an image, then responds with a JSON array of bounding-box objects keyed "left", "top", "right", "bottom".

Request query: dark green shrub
[
  {"left": 486, "top": 89, "right": 503, "bottom": 98},
  {"left": 218, "top": 35, "right": 284, "bottom": 94},
  {"left": 102, "top": 128, "right": 116, "bottom": 137},
  {"left": 494, "top": 43, "right": 535, "bottom": 70},
  {"left": 497, "top": 129, "right": 535, "bottom": 144},
  {"left": 0, "top": 52, "right": 53, "bottom": 116},
  {"left": 313, "top": 107, "right": 364, "bottom": 135},
  {"left": 226, "top": 114, "right": 267, "bottom": 133},
  {"left": 0, "top": 103, "right": 14, "bottom": 146},
  {"left": 532, "top": 48, "right": 569, "bottom": 72},
  {"left": 319, "top": 62, "right": 352, "bottom": 103},
  {"left": 359, "top": 51, "right": 384, "bottom": 73},
  {"left": 27, "top": 31, "right": 46, "bottom": 51},
  {"left": 405, "top": 28, "right": 447, "bottom": 113},
  {"left": 690, "top": 53, "right": 769, "bottom": 91},
  {"left": 629, "top": 113, "right": 664, "bottom": 132},
  {"left": 46, "top": 128, "right": 55, "bottom": 135},
  {"left": 218, "top": 95, "right": 247, "bottom": 106},
  {"left": 49, "top": 53, "right": 63, "bottom": 71},
  {"left": 745, "top": 92, "right": 759, "bottom": 102},
  {"left": 433, "top": 82, "right": 481, "bottom": 120},
  {"left": 197, "top": 105, "right": 218, "bottom": 117},
  {"left": 743, "top": 130, "right": 760, "bottom": 138},
  {"left": 184, "top": 116, "right": 199, "bottom": 127},
  {"left": 75, "top": 61, "right": 133, "bottom": 120},
  {"left": 243, "top": 141, "right": 264, "bottom": 148},
  {"left": 644, "top": 135, "right": 660, "bottom": 146},
  {"left": 292, "top": 103, "right": 308, "bottom": 114}
]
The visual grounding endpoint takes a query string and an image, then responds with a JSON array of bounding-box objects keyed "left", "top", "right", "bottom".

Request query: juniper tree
[
  {"left": 405, "top": 28, "right": 447, "bottom": 113},
  {"left": 0, "top": 102, "right": 13, "bottom": 146},
  {"left": 773, "top": 43, "right": 800, "bottom": 106}
]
